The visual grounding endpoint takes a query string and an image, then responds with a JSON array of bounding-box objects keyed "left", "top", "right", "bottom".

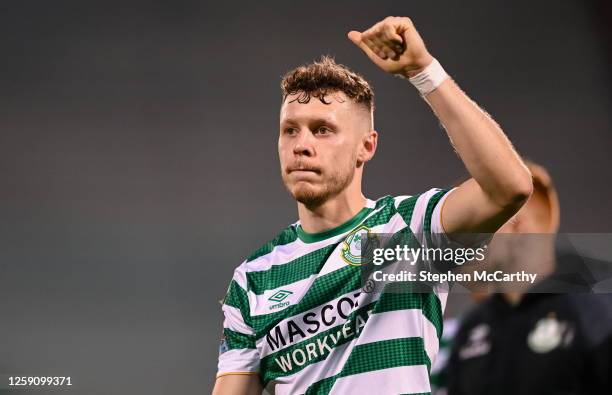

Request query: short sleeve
[
  {"left": 398, "top": 187, "right": 454, "bottom": 249},
  {"left": 406, "top": 187, "right": 491, "bottom": 249},
  {"left": 217, "top": 270, "right": 260, "bottom": 378}
]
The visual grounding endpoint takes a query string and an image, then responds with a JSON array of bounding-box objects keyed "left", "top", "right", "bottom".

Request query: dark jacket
[{"left": 447, "top": 254, "right": 612, "bottom": 395}]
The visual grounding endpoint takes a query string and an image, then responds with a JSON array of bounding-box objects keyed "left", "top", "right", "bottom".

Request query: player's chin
[{"left": 290, "top": 183, "right": 328, "bottom": 206}]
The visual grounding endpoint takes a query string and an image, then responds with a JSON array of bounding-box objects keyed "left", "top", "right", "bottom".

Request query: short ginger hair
[{"left": 280, "top": 56, "right": 374, "bottom": 112}]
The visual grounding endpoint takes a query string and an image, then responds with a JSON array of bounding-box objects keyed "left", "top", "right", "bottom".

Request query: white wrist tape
[{"left": 408, "top": 58, "right": 449, "bottom": 96}]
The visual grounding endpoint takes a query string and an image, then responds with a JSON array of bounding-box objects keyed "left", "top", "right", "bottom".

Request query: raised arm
[{"left": 348, "top": 16, "right": 532, "bottom": 239}]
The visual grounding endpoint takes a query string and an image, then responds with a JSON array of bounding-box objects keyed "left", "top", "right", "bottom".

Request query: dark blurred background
[{"left": 1, "top": 0, "right": 611, "bottom": 394}]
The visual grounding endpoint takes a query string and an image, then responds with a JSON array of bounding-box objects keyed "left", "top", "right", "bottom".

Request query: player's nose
[{"left": 293, "top": 130, "right": 315, "bottom": 157}]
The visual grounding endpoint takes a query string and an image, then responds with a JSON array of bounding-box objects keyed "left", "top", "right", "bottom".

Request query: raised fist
[{"left": 348, "top": 16, "right": 434, "bottom": 78}]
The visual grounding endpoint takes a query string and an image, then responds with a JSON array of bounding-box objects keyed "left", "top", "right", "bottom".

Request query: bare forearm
[
  {"left": 212, "top": 374, "right": 262, "bottom": 395},
  {"left": 423, "top": 77, "right": 532, "bottom": 207}
]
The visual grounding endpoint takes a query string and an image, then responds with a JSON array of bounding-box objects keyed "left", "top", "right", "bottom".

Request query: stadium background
[{"left": 1, "top": 0, "right": 611, "bottom": 394}]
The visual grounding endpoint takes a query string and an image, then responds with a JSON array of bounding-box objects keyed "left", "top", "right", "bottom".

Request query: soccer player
[{"left": 212, "top": 16, "right": 533, "bottom": 394}]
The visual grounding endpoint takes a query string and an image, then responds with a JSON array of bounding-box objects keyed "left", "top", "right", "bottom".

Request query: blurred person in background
[{"left": 446, "top": 161, "right": 612, "bottom": 395}]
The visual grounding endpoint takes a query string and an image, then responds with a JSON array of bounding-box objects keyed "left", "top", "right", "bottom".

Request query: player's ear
[{"left": 357, "top": 129, "right": 378, "bottom": 164}]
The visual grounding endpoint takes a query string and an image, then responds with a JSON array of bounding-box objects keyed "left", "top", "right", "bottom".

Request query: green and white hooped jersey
[{"left": 218, "top": 188, "right": 453, "bottom": 395}]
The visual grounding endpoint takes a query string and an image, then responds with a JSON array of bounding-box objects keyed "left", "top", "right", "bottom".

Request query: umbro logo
[
  {"left": 269, "top": 290, "right": 293, "bottom": 302},
  {"left": 268, "top": 290, "right": 293, "bottom": 310}
]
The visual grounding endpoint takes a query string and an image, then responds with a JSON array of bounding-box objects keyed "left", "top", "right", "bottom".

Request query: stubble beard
[{"left": 283, "top": 157, "right": 357, "bottom": 209}]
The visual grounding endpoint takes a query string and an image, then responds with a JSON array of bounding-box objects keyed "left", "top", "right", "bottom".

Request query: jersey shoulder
[
  {"left": 242, "top": 223, "right": 299, "bottom": 266},
  {"left": 226, "top": 224, "right": 299, "bottom": 296}
]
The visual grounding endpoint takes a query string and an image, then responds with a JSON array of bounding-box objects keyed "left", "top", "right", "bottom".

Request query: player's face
[{"left": 278, "top": 91, "right": 370, "bottom": 206}]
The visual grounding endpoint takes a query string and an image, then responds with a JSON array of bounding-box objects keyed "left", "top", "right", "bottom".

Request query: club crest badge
[
  {"left": 527, "top": 312, "right": 570, "bottom": 353},
  {"left": 341, "top": 225, "right": 372, "bottom": 266}
]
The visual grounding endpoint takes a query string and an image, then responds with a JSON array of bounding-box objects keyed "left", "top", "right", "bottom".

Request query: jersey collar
[{"left": 296, "top": 200, "right": 375, "bottom": 244}]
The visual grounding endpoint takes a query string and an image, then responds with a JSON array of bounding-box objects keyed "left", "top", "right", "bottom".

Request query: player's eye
[
  {"left": 315, "top": 126, "right": 331, "bottom": 135},
  {"left": 283, "top": 127, "right": 298, "bottom": 135}
]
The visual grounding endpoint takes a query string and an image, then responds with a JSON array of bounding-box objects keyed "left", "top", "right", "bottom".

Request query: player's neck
[{"left": 297, "top": 188, "right": 367, "bottom": 234}]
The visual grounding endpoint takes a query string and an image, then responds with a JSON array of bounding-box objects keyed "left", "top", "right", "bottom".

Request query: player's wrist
[
  {"left": 402, "top": 53, "right": 435, "bottom": 78},
  {"left": 406, "top": 57, "right": 449, "bottom": 96}
]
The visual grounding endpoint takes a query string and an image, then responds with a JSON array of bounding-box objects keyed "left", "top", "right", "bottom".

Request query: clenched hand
[{"left": 348, "top": 16, "right": 434, "bottom": 78}]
